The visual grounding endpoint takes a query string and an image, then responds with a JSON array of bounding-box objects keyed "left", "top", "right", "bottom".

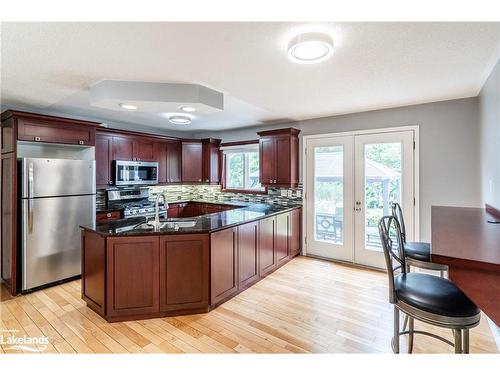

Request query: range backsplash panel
[{"left": 97, "top": 184, "right": 303, "bottom": 208}]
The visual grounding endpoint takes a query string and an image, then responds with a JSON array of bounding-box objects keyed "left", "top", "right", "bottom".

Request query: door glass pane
[
  {"left": 364, "top": 143, "right": 401, "bottom": 250},
  {"left": 314, "top": 146, "right": 344, "bottom": 244}
]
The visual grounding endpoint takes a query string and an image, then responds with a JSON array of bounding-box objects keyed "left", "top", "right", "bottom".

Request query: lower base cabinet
[
  {"left": 276, "top": 213, "right": 289, "bottom": 266},
  {"left": 259, "top": 216, "right": 276, "bottom": 277},
  {"left": 238, "top": 221, "right": 260, "bottom": 290},
  {"left": 289, "top": 208, "right": 301, "bottom": 257},
  {"left": 210, "top": 227, "right": 238, "bottom": 305},
  {"left": 160, "top": 235, "right": 209, "bottom": 312},
  {"left": 82, "top": 207, "right": 302, "bottom": 321},
  {"left": 106, "top": 236, "right": 160, "bottom": 319}
]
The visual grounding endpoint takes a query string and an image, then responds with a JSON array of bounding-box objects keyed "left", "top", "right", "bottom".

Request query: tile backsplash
[{"left": 97, "top": 184, "right": 303, "bottom": 208}]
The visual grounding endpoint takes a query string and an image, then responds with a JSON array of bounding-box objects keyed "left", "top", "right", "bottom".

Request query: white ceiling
[{"left": 1, "top": 22, "right": 499, "bottom": 132}]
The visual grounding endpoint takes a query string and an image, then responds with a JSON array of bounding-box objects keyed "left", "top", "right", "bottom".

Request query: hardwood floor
[{"left": 0, "top": 256, "right": 497, "bottom": 354}]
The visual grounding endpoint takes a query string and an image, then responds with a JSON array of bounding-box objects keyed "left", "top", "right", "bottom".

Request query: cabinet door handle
[
  {"left": 106, "top": 213, "right": 111, "bottom": 218},
  {"left": 269, "top": 179, "right": 272, "bottom": 183},
  {"left": 198, "top": 179, "right": 202, "bottom": 182},
  {"left": 34, "top": 136, "right": 41, "bottom": 142},
  {"left": 273, "top": 180, "right": 277, "bottom": 183},
  {"left": 78, "top": 140, "right": 84, "bottom": 145}
]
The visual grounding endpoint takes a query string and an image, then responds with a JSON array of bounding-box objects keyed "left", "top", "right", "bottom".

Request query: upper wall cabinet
[
  {"left": 202, "top": 138, "right": 221, "bottom": 184},
  {"left": 257, "top": 128, "right": 300, "bottom": 188},
  {"left": 1, "top": 110, "right": 100, "bottom": 150},
  {"left": 182, "top": 141, "right": 203, "bottom": 183},
  {"left": 154, "top": 140, "right": 182, "bottom": 184},
  {"left": 96, "top": 130, "right": 183, "bottom": 186}
]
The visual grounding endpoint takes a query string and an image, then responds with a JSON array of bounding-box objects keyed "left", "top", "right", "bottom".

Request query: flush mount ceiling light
[
  {"left": 119, "top": 103, "right": 137, "bottom": 110},
  {"left": 168, "top": 115, "right": 192, "bottom": 125},
  {"left": 287, "top": 32, "right": 334, "bottom": 64},
  {"left": 179, "top": 105, "right": 196, "bottom": 112}
]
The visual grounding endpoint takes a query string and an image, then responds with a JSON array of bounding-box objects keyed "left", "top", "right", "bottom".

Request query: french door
[{"left": 305, "top": 129, "right": 416, "bottom": 269}]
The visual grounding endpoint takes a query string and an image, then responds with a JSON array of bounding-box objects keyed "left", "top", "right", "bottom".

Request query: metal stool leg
[
  {"left": 463, "top": 329, "right": 469, "bottom": 354},
  {"left": 402, "top": 314, "right": 408, "bottom": 331},
  {"left": 453, "top": 329, "right": 462, "bottom": 354},
  {"left": 440, "top": 270, "right": 444, "bottom": 278},
  {"left": 393, "top": 307, "right": 400, "bottom": 353},
  {"left": 408, "top": 317, "right": 414, "bottom": 354}
]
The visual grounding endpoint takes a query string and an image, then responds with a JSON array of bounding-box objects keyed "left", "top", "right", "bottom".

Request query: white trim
[
  {"left": 302, "top": 124, "right": 421, "bottom": 255},
  {"left": 220, "top": 143, "right": 259, "bottom": 153}
]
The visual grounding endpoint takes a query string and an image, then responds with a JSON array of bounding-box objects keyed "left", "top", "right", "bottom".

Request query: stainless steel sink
[
  {"left": 160, "top": 220, "right": 197, "bottom": 229},
  {"left": 137, "top": 220, "right": 197, "bottom": 231}
]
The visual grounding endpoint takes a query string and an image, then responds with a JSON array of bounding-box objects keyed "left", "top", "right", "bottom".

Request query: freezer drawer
[
  {"left": 20, "top": 158, "right": 95, "bottom": 198},
  {"left": 22, "top": 194, "right": 95, "bottom": 291}
]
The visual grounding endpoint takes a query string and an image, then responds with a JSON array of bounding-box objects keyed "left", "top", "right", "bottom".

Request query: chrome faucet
[{"left": 153, "top": 193, "right": 169, "bottom": 231}]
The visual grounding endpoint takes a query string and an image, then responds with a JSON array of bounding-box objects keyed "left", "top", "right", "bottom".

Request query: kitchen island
[{"left": 80, "top": 201, "right": 302, "bottom": 322}]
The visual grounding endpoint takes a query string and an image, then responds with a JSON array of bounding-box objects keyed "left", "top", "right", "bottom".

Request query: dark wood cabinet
[
  {"left": 167, "top": 205, "right": 180, "bottom": 218},
  {"left": 96, "top": 210, "right": 121, "bottom": 223},
  {"left": 289, "top": 208, "right": 301, "bottom": 258},
  {"left": 81, "top": 207, "right": 301, "bottom": 322},
  {"left": 112, "top": 135, "right": 134, "bottom": 161},
  {"left": 81, "top": 230, "right": 106, "bottom": 315},
  {"left": 133, "top": 139, "right": 155, "bottom": 161},
  {"left": 182, "top": 141, "right": 203, "bottom": 183},
  {"left": 0, "top": 117, "right": 15, "bottom": 153},
  {"left": 259, "top": 216, "right": 276, "bottom": 277},
  {"left": 238, "top": 221, "right": 260, "bottom": 290},
  {"left": 106, "top": 236, "right": 160, "bottom": 318},
  {"left": 159, "top": 235, "right": 209, "bottom": 312},
  {"left": 210, "top": 227, "right": 238, "bottom": 305},
  {"left": 202, "top": 138, "right": 221, "bottom": 184},
  {"left": 166, "top": 141, "right": 182, "bottom": 183},
  {"left": 259, "top": 137, "right": 275, "bottom": 185},
  {"left": 154, "top": 141, "right": 167, "bottom": 183},
  {"left": 17, "top": 117, "right": 96, "bottom": 146},
  {"left": 95, "top": 133, "right": 113, "bottom": 186},
  {"left": 1, "top": 153, "right": 17, "bottom": 295},
  {"left": 276, "top": 212, "right": 290, "bottom": 266},
  {"left": 258, "top": 128, "right": 300, "bottom": 187}
]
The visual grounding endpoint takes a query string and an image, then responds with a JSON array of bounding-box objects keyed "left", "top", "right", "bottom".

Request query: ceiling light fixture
[
  {"left": 179, "top": 105, "right": 196, "bottom": 113},
  {"left": 119, "top": 103, "right": 137, "bottom": 110},
  {"left": 287, "top": 32, "right": 334, "bottom": 64},
  {"left": 168, "top": 115, "right": 192, "bottom": 125}
]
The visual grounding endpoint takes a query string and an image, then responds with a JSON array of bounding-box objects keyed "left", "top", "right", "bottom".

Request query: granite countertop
[{"left": 84, "top": 200, "right": 302, "bottom": 237}]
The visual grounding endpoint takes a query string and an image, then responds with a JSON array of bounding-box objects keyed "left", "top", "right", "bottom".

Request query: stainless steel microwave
[{"left": 114, "top": 160, "right": 158, "bottom": 186}]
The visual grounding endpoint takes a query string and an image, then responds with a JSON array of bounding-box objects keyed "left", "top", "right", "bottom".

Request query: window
[{"left": 222, "top": 144, "right": 264, "bottom": 192}]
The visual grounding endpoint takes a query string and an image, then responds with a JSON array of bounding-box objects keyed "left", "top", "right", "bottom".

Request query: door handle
[{"left": 28, "top": 162, "right": 34, "bottom": 233}]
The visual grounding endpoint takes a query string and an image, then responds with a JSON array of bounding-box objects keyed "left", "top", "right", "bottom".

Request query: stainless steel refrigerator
[{"left": 19, "top": 158, "right": 96, "bottom": 292}]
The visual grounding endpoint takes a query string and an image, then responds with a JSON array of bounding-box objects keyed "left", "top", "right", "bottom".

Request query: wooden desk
[{"left": 431, "top": 206, "right": 500, "bottom": 326}]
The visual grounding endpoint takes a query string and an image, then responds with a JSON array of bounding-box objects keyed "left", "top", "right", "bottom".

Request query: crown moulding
[{"left": 89, "top": 80, "right": 224, "bottom": 114}]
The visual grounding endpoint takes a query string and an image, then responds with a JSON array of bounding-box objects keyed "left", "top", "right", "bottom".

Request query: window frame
[{"left": 220, "top": 140, "right": 267, "bottom": 194}]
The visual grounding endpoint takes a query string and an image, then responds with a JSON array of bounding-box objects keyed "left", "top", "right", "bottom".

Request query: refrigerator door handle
[{"left": 28, "top": 162, "right": 34, "bottom": 233}]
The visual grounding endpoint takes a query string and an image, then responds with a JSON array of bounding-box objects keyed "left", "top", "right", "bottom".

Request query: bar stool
[
  {"left": 378, "top": 216, "right": 480, "bottom": 353},
  {"left": 392, "top": 203, "right": 448, "bottom": 277}
]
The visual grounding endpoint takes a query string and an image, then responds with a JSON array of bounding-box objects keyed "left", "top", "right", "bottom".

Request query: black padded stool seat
[
  {"left": 405, "top": 241, "right": 431, "bottom": 262},
  {"left": 394, "top": 273, "right": 480, "bottom": 318}
]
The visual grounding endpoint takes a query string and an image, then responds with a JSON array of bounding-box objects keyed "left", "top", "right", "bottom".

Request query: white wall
[
  {"left": 479, "top": 58, "right": 500, "bottom": 209},
  {"left": 195, "top": 97, "right": 482, "bottom": 241}
]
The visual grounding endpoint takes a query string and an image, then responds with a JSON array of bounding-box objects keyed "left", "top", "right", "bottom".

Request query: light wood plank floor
[{"left": 0, "top": 256, "right": 497, "bottom": 354}]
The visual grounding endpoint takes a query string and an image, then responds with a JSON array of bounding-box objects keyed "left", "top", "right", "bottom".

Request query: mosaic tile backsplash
[{"left": 97, "top": 184, "right": 303, "bottom": 208}]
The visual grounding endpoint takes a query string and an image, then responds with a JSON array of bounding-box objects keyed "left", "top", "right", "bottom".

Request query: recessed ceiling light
[
  {"left": 119, "top": 103, "right": 137, "bottom": 110},
  {"left": 168, "top": 115, "right": 192, "bottom": 125},
  {"left": 287, "top": 32, "right": 334, "bottom": 64},
  {"left": 179, "top": 105, "right": 196, "bottom": 113}
]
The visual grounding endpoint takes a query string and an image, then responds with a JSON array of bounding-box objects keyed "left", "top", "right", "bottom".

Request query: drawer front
[
  {"left": 18, "top": 119, "right": 95, "bottom": 145},
  {"left": 96, "top": 211, "right": 121, "bottom": 223}
]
